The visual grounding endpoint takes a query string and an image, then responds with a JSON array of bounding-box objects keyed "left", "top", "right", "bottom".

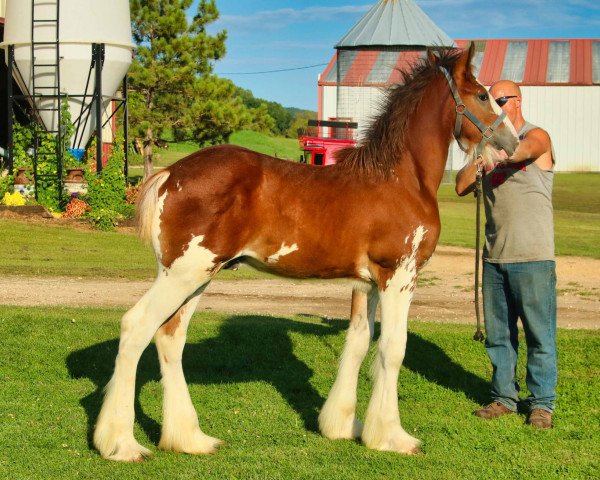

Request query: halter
[{"left": 440, "top": 67, "right": 506, "bottom": 158}]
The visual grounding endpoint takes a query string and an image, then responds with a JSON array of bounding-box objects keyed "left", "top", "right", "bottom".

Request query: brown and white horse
[{"left": 94, "top": 45, "right": 518, "bottom": 461}]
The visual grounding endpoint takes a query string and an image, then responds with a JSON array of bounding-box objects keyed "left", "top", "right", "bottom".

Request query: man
[{"left": 455, "top": 80, "right": 557, "bottom": 429}]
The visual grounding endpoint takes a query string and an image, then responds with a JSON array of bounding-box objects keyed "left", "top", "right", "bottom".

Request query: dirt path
[{"left": 1, "top": 246, "right": 598, "bottom": 329}]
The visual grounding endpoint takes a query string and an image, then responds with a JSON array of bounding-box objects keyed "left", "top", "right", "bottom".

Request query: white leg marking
[
  {"left": 267, "top": 242, "right": 299, "bottom": 264},
  {"left": 94, "top": 237, "right": 219, "bottom": 462},
  {"left": 156, "top": 288, "right": 223, "bottom": 454},
  {"left": 362, "top": 226, "right": 426, "bottom": 454},
  {"left": 319, "top": 286, "right": 378, "bottom": 440}
]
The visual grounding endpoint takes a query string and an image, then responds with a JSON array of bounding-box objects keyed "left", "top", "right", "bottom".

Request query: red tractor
[{"left": 298, "top": 119, "right": 358, "bottom": 166}]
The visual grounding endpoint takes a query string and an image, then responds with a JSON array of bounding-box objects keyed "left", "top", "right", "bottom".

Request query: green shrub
[
  {"left": 84, "top": 139, "right": 129, "bottom": 230},
  {"left": 10, "top": 98, "right": 76, "bottom": 211},
  {"left": 0, "top": 172, "right": 14, "bottom": 198}
]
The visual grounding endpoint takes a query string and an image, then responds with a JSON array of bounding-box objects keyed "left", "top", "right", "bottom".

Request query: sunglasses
[{"left": 494, "top": 95, "right": 518, "bottom": 107}]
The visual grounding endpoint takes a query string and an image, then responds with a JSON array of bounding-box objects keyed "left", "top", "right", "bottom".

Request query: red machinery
[{"left": 298, "top": 119, "right": 358, "bottom": 166}]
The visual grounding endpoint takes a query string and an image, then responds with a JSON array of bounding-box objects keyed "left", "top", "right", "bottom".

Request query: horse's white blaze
[
  {"left": 362, "top": 225, "right": 425, "bottom": 453},
  {"left": 488, "top": 91, "right": 519, "bottom": 139},
  {"left": 267, "top": 242, "right": 299, "bottom": 264}
]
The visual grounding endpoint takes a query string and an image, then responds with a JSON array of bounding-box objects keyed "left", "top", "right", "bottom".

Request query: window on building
[
  {"left": 547, "top": 41, "right": 570, "bottom": 83},
  {"left": 501, "top": 41, "right": 528, "bottom": 82},
  {"left": 593, "top": 41, "right": 600, "bottom": 84}
]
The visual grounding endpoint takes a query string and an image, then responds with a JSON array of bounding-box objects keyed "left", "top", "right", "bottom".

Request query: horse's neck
[{"left": 399, "top": 81, "right": 453, "bottom": 195}]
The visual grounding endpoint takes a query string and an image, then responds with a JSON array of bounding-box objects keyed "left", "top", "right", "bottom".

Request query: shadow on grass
[
  {"left": 66, "top": 315, "right": 346, "bottom": 448},
  {"left": 404, "top": 333, "right": 489, "bottom": 405},
  {"left": 66, "top": 314, "right": 488, "bottom": 450}
]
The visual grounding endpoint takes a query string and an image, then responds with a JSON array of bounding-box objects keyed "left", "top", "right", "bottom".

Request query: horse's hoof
[{"left": 105, "top": 445, "right": 152, "bottom": 463}]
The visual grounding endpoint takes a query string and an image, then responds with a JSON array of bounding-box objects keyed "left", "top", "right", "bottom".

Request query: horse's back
[{"left": 167, "top": 144, "right": 296, "bottom": 185}]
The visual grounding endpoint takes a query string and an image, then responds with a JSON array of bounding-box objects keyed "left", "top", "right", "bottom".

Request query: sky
[{"left": 196, "top": 0, "right": 600, "bottom": 110}]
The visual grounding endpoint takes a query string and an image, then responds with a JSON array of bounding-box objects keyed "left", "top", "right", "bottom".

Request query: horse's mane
[{"left": 335, "top": 49, "right": 463, "bottom": 178}]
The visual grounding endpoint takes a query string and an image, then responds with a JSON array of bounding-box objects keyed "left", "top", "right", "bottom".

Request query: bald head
[
  {"left": 489, "top": 80, "right": 524, "bottom": 130},
  {"left": 490, "top": 80, "right": 521, "bottom": 98}
]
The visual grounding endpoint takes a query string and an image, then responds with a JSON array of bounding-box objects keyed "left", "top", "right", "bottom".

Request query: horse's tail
[{"left": 136, "top": 169, "right": 170, "bottom": 245}]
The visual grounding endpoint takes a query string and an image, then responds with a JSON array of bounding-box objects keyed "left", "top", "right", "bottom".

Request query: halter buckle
[
  {"left": 455, "top": 104, "right": 466, "bottom": 114},
  {"left": 481, "top": 126, "right": 494, "bottom": 140}
]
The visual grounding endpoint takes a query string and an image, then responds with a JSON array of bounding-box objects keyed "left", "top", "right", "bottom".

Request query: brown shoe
[
  {"left": 474, "top": 402, "right": 514, "bottom": 419},
  {"left": 527, "top": 409, "right": 553, "bottom": 429}
]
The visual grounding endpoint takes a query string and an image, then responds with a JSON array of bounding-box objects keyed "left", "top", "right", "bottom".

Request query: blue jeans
[{"left": 482, "top": 260, "right": 557, "bottom": 413}]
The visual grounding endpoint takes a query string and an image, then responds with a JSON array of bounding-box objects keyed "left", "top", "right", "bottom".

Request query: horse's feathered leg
[
  {"left": 94, "top": 272, "right": 211, "bottom": 462},
  {"left": 319, "top": 283, "right": 378, "bottom": 440},
  {"left": 362, "top": 227, "right": 425, "bottom": 454},
  {"left": 155, "top": 285, "right": 223, "bottom": 454}
]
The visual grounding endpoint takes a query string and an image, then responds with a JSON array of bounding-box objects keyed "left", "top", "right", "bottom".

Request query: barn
[{"left": 318, "top": 0, "right": 600, "bottom": 172}]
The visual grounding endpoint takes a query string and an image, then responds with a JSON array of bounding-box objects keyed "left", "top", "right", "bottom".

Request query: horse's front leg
[
  {"left": 362, "top": 266, "right": 421, "bottom": 454},
  {"left": 319, "top": 284, "right": 378, "bottom": 440}
]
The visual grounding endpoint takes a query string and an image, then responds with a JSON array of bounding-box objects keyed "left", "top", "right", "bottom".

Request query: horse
[{"left": 94, "top": 44, "right": 518, "bottom": 461}]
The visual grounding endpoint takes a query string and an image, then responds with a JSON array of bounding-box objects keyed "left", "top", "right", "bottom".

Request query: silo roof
[{"left": 336, "top": 0, "right": 456, "bottom": 49}]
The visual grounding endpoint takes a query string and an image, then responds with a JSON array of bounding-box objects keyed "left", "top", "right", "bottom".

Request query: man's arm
[
  {"left": 507, "top": 128, "right": 553, "bottom": 169},
  {"left": 455, "top": 160, "right": 482, "bottom": 196}
]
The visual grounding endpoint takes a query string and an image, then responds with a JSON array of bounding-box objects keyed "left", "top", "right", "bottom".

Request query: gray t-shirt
[{"left": 482, "top": 122, "right": 555, "bottom": 263}]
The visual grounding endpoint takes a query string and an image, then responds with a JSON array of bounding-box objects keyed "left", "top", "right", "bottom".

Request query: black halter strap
[{"left": 440, "top": 67, "right": 507, "bottom": 158}]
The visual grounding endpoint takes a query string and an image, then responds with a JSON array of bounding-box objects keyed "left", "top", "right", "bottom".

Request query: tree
[
  {"left": 184, "top": 75, "right": 274, "bottom": 146},
  {"left": 235, "top": 86, "right": 293, "bottom": 136},
  {"left": 287, "top": 110, "right": 317, "bottom": 139},
  {"left": 128, "top": 0, "right": 227, "bottom": 178}
]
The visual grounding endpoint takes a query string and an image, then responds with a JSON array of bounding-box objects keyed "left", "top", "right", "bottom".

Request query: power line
[{"left": 217, "top": 62, "right": 329, "bottom": 75}]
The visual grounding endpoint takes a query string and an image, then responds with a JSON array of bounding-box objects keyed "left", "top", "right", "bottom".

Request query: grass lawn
[
  {"left": 0, "top": 305, "right": 598, "bottom": 479},
  {"left": 0, "top": 219, "right": 277, "bottom": 280},
  {"left": 227, "top": 130, "right": 301, "bottom": 161},
  {"left": 127, "top": 130, "right": 301, "bottom": 170}
]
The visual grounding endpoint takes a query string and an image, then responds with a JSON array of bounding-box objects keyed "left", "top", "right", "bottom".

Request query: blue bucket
[{"left": 69, "top": 148, "right": 86, "bottom": 161}]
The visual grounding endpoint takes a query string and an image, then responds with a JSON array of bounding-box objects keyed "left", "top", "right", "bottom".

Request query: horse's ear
[
  {"left": 427, "top": 48, "right": 438, "bottom": 64},
  {"left": 454, "top": 43, "right": 475, "bottom": 80}
]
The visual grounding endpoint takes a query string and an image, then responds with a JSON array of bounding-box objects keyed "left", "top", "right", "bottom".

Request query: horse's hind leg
[
  {"left": 155, "top": 285, "right": 223, "bottom": 454},
  {"left": 319, "top": 284, "right": 378, "bottom": 440},
  {"left": 94, "top": 273, "right": 211, "bottom": 462}
]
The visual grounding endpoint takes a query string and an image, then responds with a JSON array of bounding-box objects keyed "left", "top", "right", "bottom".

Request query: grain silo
[
  {"left": 319, "top": 0, "right": 455, "bottom": 139},
  {"left": 1, "top": 0, "right": 133, "bottom": 175}
]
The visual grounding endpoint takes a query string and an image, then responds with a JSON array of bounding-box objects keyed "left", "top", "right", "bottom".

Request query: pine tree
[{"left": 128, "top": 0, "right": 227, "bottom": 178}]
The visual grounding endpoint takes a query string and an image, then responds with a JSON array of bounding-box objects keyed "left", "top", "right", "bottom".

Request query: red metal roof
[
  {"left": 319, "top": 39, "right": 599, "bottom": 87},
  {"left": 319, "top": 49, "right": 425, "bottom": 87},
  {"left": 456, "top": 39, "right": 598, "bottom": 86}
]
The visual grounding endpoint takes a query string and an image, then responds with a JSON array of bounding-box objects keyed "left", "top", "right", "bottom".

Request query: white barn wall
[
  {"left": 520, "top": 86, "right": 600, "bottom": 172},
  {"left": 336, "top": 86, "right": 388, "bottom": 140},
  {"left": 321, "top": 86, "right": 337, "bottom": 124}
]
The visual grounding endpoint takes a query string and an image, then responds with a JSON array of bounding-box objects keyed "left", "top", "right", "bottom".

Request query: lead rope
[{"left": 473, "top": 163, "right": 485, "bottom": 342}]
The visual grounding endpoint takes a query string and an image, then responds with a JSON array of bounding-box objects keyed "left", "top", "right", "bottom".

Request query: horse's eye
[{"left": 478, "top": 93, "right": 489, "bottom": 102}]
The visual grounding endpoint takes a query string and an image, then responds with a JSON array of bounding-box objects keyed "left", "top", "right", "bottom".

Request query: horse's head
[{"left": 436, "top": 44, "right": 519, "bottom": 168}]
